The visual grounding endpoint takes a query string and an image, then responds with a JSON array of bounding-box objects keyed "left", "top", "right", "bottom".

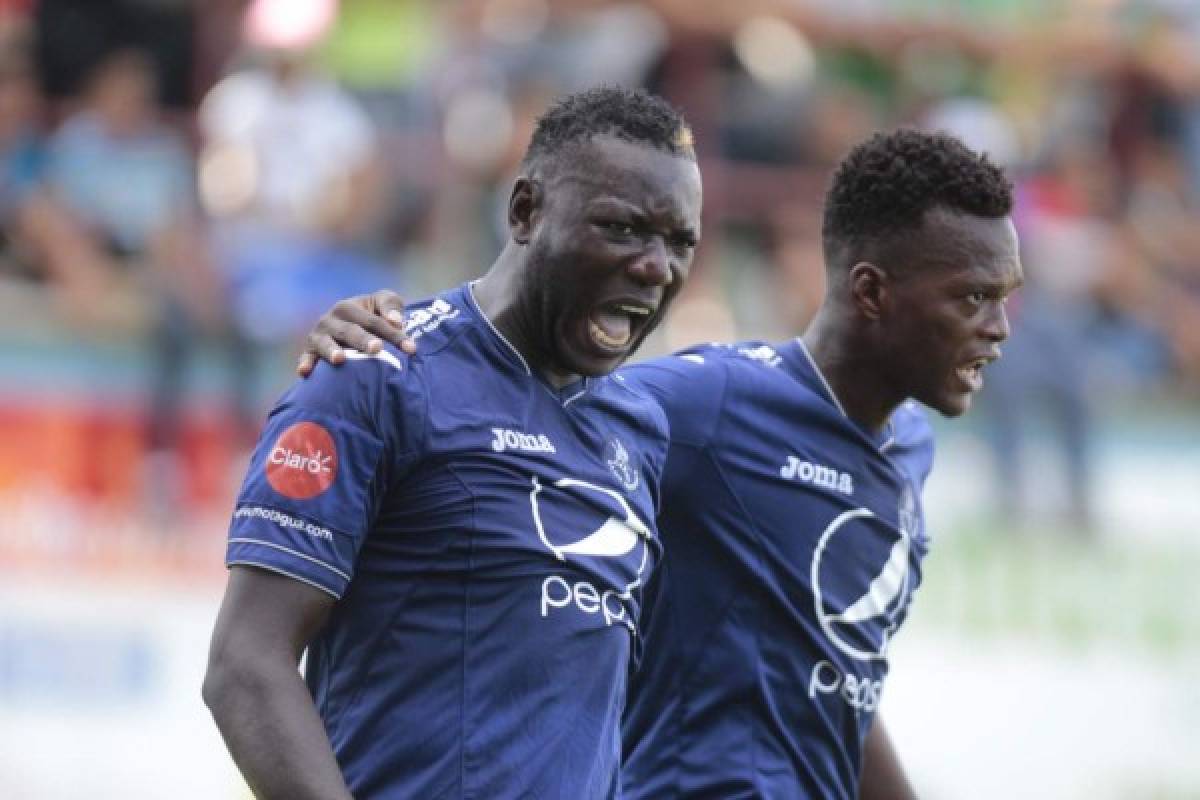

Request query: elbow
[
  {"left": 201, "top": 652, "right": 233, "bottom": 715},
  {"left": 202, "top": 643, "right": 263, "bottom": 717},
  {"left": 202, "top": 634, "right": 297, "bottom": 718}
]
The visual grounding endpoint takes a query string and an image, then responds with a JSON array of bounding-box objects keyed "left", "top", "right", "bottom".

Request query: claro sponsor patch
[{"left": 266, "top": 421, "right": 338, "bottom": 499}]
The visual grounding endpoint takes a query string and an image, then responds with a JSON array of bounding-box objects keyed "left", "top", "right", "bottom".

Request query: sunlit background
[{"left": 0, "top": 1, "right": 1197, "bottom": 798}]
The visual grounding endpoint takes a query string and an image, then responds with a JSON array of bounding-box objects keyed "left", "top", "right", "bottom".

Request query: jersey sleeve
[
  {"left": 618, "top": 351, "right": 728, "bottom": 449},
  {"left": 619, "top": 352, "right": 730, "bottom": 505},
  {"left": 226, "top": 349, "right": 425, "bottom": 597}
]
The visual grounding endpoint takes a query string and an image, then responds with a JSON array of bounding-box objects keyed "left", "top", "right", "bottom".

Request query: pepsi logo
[
  {"left": 810, "top": 507, "right": 914, "bottom": 662},
  {"left": 266, "top": 421, "right": 338, "bottom": 499}
]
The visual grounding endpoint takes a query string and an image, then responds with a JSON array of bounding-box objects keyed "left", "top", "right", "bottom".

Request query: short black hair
[
  {"left": 522, "top": 86, "right": 695, "bottom": 172},
  {"left": 821, "top": 128, "right": 1013, "bottom": 270}
]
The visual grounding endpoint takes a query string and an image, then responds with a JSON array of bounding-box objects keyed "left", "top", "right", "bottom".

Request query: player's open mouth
[
  {"left": 955, "top": 356, "right": 992, "bottom": 392},
  {"left": 588, "top": 301, "right": 655, "bottom": 352}
]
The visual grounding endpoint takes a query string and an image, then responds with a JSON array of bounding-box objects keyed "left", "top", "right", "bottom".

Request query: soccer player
[
  {"left": 201, "top": 87, "right": 702, "bottom": 799},
  {"left": 302, "top": 129, "right": 1022, "bottom": 798}
]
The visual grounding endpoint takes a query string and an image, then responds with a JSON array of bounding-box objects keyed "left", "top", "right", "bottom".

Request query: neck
[
  {"left": 800, "top": 305, "right": 903, "bottom": 434},
  {"left": 472, "top": 246, "right": 577, "bottom": 389}
]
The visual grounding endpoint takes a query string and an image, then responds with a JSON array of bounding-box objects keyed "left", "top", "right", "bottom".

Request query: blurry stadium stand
[{"left": 0, "top": 3, "right": 1197, "bottom": 797}]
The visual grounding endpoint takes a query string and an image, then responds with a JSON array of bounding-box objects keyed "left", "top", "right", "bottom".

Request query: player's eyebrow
[
  {"left": 587, "top": 197, "right": 641, "bottom": 214},
  {"left": 971, "top": 271, "right": 1024, "bottom": 295},
  {"left": 589, "top": 197, "right": 697, "bottom": 235}
]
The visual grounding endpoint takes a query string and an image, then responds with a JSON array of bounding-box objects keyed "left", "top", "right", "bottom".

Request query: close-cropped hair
[
  {"left": 821, "top": 129, "right": 1012, "bottom": 269},
  {"left": 522, "top": 86, "right": 696, "bottom": 173}
]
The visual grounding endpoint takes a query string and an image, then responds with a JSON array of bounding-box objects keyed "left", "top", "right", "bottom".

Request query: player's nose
[
  {"left": 981, "top": 302, "right": 1010, "bottom": 342},
  {"left": 627, "top": 235, "right": 672, "bottom": 287}
]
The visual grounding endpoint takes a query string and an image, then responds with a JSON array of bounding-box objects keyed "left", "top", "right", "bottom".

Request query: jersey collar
[
  {"left": 463, "top": 281, "right": 591, "bottom": 405},
  {"left": 779, "top": 338, "right": 896, "bottom": 450}
]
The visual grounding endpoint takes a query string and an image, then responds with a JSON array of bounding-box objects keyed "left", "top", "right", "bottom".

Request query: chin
[
  {"left": 561, "top": 325, "right": 645, "bottom": 378},
  {"left": 581, "top": 351, "right": 630, "bottom": 377},
  {"left": 932, "top": 394, "right": 973, "bottom": 418},
  {"left": 916, "top": 386, "right": 972, "bottom": 418},
  {"left": 555, "top": 342, "right": 626, "bottom": 379}
]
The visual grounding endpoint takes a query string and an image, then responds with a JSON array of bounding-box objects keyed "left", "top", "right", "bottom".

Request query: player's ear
[
  {"left": 508, "top": 176, "right": 543, "bottom": 245},
  {"left": 848, "top": 261, "right": 887, "bottom": 321}
]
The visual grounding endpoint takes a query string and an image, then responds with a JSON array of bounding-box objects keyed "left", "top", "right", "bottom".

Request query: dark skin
[
  {"left": 297, "top": 208, "right": 1022, "bottom": 799},
  {"left": 205, "top": 133, "right": 701, "bottom": 797},
  {"left": 297, "top": 135, "right": 701, "bottom": 387},
  {"left": 860, "top": 716, "right": 917, "bottom": 800},
  {"left": 203, "top": 568, "right": 349, "bottom": 800},
  {"left": 804, "top": 208, "right": 1022, "bottom": 433},
  {"left": 477, "top": 135, "right": 701, "bottom": 386}
]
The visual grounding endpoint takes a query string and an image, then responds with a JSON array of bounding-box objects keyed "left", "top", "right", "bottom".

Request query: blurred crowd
[{"left": 1, "top": 0, "right": 1198, "bottom": 527}]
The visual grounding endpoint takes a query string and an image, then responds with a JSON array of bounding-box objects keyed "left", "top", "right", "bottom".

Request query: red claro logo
[{"left": 266, "top": 422, "right": 338, "bottom": 499}]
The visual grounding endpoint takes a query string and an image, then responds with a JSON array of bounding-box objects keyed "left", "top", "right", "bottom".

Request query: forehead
[
  {"left": 912, "top": 210, "right": 1021, "bottom": 285},
  {"left": 549, "top": 135, "right": 702, "bottom": 223}
]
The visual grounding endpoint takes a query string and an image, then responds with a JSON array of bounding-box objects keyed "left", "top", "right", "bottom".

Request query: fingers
[
  {"left": 299, "top": 291, "right": 417, "bottom": 379},
  {"left": 373, "top": 290, "right": 407, "bottom": 317},
  {"left": 366, "top": 290, "right": 415, "bottom": 353},
  {"left": 391, "top": 317, "right": 416, "bottom": 354},
  {"left": 325, "top": 300, "right": 388, "bottom": 350},
  {"left": 396, "top": 318, "right": 416, "bottom": 355},
  {"left": 297, "top": 332, "right": 351, "bottom": 378}
]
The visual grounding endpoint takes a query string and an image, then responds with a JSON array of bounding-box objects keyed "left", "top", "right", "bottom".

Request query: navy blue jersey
[
  {"left": 226, "top": 283, "right": 668, "bottom": 799},
  {"left": 619, "top": 339, "right": 934, "bottom": 800}
]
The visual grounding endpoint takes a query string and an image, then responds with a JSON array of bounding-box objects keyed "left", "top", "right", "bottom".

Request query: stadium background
[{"left": 0, "top": 0, "right": 1197, "bottom": 797}]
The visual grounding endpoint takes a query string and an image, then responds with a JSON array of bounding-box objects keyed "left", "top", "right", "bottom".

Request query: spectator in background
[
  {"left": 0, "top": 36, "right": 45, "bottom": 283},
  {"left": 33, "top": 49, "right": 212, "bottom": 322},
  {"left": 199, "top": 47, "right": 380, "bottom": 241},
  {"left": 982, "top": 138, "right": 1110, "bottom": 531},
  {"left": 198, "top": 40, "right": 394, "bottom": 357},
  {"left": 22, "top": 48, "right": 220, "bottom": 504},
  {"left": 1121, "top": 136, "right": 1200, "bottom": 389}
]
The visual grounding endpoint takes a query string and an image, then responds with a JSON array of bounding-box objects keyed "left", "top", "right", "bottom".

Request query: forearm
[
  {"left": 858, "top": 715, "right": 917, "bottom": 800},
  {"left": 204, "top": 659, "right": 352, "bottom": 800}
]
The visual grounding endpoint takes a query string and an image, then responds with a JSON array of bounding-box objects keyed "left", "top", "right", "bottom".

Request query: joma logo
[
  {"left": 780, "top": 456, "right": 854, "bottom": 495},
  {"left": 491, "top": 428, "right": 557, "bottom": 454}
]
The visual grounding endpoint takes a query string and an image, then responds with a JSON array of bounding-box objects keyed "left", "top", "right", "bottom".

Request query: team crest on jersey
[
  {"left": 604, "top": 438, "right": 639, "bottom": 492},
  {"left": 266, "top": 421, "right": 338, "bottom": 499}
]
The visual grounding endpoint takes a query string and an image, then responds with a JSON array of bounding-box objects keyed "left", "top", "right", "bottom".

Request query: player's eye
[
  {"left": 603, "top": 221, "right": 636, "bottom": 237},
  {"left": 965, "top": 291, "right": 987, "bottom": 307},
  {"left": 670, "top": 234, "right": 697, "bottom": 254}
]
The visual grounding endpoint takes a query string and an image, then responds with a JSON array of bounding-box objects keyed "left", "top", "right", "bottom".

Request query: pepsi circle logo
[
  {"left": 266, "top": 422, "right": 338, "bottom": 499},
  {"left": 810, "top": 507, "right": 914, "bottom": 662}
]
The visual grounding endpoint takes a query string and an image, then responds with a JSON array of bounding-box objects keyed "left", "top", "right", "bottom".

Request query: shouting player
[
  {"left": 202, "top": 87, "right": 702, "bottom": 799},
  {"left": 305, "top": 129, "right": 1022, "bottom": 798}
]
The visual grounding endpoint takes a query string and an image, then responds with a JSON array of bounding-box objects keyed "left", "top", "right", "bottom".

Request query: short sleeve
[
  {"left": 619, "top": 351, "right": 728, "bottom": 450},
  {"left": 226, "top": 350, "right": 423, "bottom": 597}
]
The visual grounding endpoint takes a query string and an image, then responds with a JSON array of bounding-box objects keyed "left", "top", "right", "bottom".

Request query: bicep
[
  {"left": 203, "top": 567, "right": 355, "bottom": 800},
  {"left": 210, "top": 565, "right": 337, "bottom": 669}
]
